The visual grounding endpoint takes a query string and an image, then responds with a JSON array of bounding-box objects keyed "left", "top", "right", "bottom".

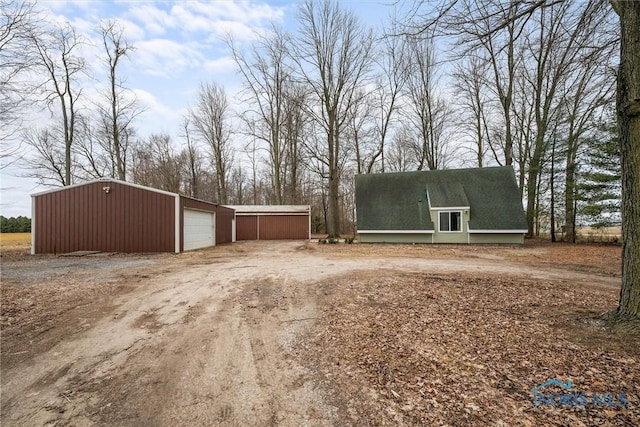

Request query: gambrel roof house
[{"left": 355, "top": 166, "right": 528, "bottom": 244}]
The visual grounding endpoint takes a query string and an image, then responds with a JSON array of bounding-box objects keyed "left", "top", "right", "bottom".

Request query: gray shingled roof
[
  {"left": 355, "top": 166, "right": 527, "bottom": 231},
  {"left": 428, "top": 182, "right": 469, "bottom": 207}
]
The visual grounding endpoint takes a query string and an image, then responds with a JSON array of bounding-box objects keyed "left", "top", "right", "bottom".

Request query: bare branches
[
  {"left": 403, "top": 0, "right": 562, "bottom": 40},
  {"left": 189, "top": 82, "right": 233, "bottom": 204},
  {"left": 403, "top": 35, "right": 453, "bottom": 170},
  {"left": 22, "top": 127, "right": 67, "bottom": 186},
  {"left": 0, "top": 0, "right": 38, "bottom": 159},
  {"left": 228, "top": 26, "right": 296, "bottom": 204},
  {"left": 29, "top": 21, "right": 86, "bottom": 185},
  {"left": 97, "top": 19, "right": 141, "bottom": 181},
  {"left": 292, "top": 0, "right": 374, "bottom": 237}
]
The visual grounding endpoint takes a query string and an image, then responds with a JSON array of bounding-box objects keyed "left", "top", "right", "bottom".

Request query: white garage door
[{"left": 184, "top": 209, "right": 215, "bottom": 251}]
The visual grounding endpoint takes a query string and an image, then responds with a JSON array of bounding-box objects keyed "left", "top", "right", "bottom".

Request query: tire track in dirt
[
  {"left": 1, "top": 241, "right": 620, "bottom": 426},
  {"left": 1, "top": 260, "right": 237, "bottom": 426}
]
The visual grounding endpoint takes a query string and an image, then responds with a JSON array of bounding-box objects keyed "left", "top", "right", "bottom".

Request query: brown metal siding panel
[
  {"left": 215, "top": 206, "right": 234, "bottom": 244},
  {"left": 34, "top": 181, "right": 175, "bottom": 254},
  {"left": 236, "top": 215, "right": 258, "bottom": 240},
  {"left": 182, "top": 197, "right": 217, "bottom": 212},
  {"left": 258, "top": 215, "right": 309, "bottom": 240}
]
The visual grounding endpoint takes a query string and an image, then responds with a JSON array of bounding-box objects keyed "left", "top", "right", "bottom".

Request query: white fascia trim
[
  {"left": 468, "top": 229, "right": 528, "bottom": 234},
  {"left": 431, "top": 206, "right": 471, "bottom": 211},
  {"left": 232, "top": 215, "right": 236, "bottom": 242},
  {"left": 358, "top": 230, "right": 435, "bottom": 234},
  {"left": 224, "top": 205, "right": 310, "bottom": 213},
  {"left": 212, "top": 211, "right": 216, "bottom": 246},
  {"left": 183, "top": 207, "right": 216, "bottom": 214},
  {"left": 31, "top": 195, "right": 36, "bottom": 255},
  {"left": 234, "top": 212, "right": 309, "bottom": 216},
  {"left": 174, "top": 195, "right": 181, "bottom": 253},
  {"left": 31, "top": 178, "right": 178, "bottom": 198}
]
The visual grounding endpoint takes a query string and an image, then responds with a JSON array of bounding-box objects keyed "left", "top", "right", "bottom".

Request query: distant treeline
[{"left": 0, "top": 216, "right": 31, "bottom": 233}]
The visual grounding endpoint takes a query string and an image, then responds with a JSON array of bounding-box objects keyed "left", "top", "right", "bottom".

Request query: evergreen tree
[{"left": 578, "top": 123, "right": 621, "bottom": 228}]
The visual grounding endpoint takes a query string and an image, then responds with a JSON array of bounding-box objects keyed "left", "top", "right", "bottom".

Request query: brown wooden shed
[
  {"left": 226, "top": 205, "right": 311, "bottom": 241},
  {"left": 31, "top": 180, "right": 235, "bottom": 254}
]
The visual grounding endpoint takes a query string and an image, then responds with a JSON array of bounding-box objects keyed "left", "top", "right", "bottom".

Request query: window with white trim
[{"left": 439, "top": 211, "right": 462, "bottom": 232}]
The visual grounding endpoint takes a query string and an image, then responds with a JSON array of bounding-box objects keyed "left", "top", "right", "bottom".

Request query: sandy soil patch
[{"left": 1, "top": 240, "right": 636, "bottom": 426}]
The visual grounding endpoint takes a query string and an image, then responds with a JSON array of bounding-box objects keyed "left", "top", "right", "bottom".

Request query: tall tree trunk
[
  {"left": 550, "top": 136, "right": 556, "bottom": 242},
  {"left": 62, "top": 97, "right": 71, "bottom": 185},
  {"left": 611, "top": 0, "right": 640, "bottom": 319},
  {"left": 328, "top": 169, "right": 340, "bottom": 237},
  {"left": 564, "top": 140, "right": 577, "bottom": 243},
  {"left": 327, "top": 118, "right": 341, "bottom": 238},
  {"left": 111, "top": 63, "right": 120, "bottom": 179},
  {"left": 526, "top": 141, "right": 545, "bottom": 237}
]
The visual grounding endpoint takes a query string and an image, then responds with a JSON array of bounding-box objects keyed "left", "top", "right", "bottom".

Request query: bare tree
[
  {"left": 189, "top": 82, "right": 233, "bottom": 204},
  {"left": 404, "top": 34, "right": 453, "bottom": 170},
  {"left": 97, "top": 20, "right": 141, "bottom": 180},
  {"left": 522, "top": 1, "right": 607, "bottom": 237},
  {"left": 453, "top": 55, "right": 493, "bottom": 167},
  {"left": 386, "top": 127, "right": 416, "bottom": 172},
  {"left": 30, "top": 22, "right": 86, "bottom": 185},
  {"left": 0, "top": 0, "right": 37, "bottom": 166},
  {"left": 74, "top": 115, "right": 110, "bottom": 179},
  {"left": 346, "top": 88, "right": 375, "bottom": 175},
  {"left": 368, "top": 24, "right": 409, "bottom": 173},
  {"left": 560, "top": 31, "right": 617, "bottom": 243},
  {"left": 511, "top": 69, "right": 536, "bottom": 197},
  {"left": 131, "top": 133, "right": 182, "bottom": 193},
  {"left": 23, "top": 127, "right": 67, "bottom": 186},
  {"left": 292, "top": 0, "right": 373, "bottom": 237},
  {"left": 427, "top": 0, "right": 531, "bottom": 167},
  {"left": 281, "top": 82, "right": 307, "bottom": 203},
  {"left": 180, "top": 116, "right": 203, "bottom": 199},
  {"left": 242, "top": 138, "right": 261, "bottom": 205},
  {"left": 229, "top": 27, "right": 293, "bottom": 205},
  {"left": 228, "top": 165, "right": 247, "bottom": 205}
]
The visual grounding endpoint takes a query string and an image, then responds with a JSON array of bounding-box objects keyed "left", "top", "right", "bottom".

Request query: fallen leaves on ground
[{"left": 301, "top": 271, "right": 639, "bottom": 426}]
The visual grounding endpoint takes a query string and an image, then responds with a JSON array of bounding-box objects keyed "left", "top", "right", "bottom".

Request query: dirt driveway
[{"left": 1, "top": 241, "right": 636, "bottom": 426}]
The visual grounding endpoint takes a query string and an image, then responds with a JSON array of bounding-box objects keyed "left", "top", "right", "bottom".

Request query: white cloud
[
  {"left": 131, "top": 88, "right": 184, "bottom": 136},
  {"left": 125, "top": 1, "right": 286, "bottom": 40},
  {"left": 119, "top": 19, "right": 146, "bottom": 41},
  {"left": 127, "top": 4, "right": 174, "bottom": 36},
  {"left": 133, "top": 38, "right": 204, "bottom": 77},
  {"left": 207, "top": 20, "right": 256, "bottom": 42},
  {"left": 187, "top": 1, "right": 286, "bottom": 24},
  {"left": 203, "top": 56, "right": 237, "bottom": 74},
  {"left": 169, "top": 4, "right": 215, "bottom": 33}
]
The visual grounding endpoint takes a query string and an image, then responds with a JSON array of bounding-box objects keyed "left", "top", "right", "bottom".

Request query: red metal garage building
[
  {"left": 226, "top": 205, "right": 311, "bottom": 241},
  {"left": 31, "top": 180, "right": 234, "bottom": 254}
]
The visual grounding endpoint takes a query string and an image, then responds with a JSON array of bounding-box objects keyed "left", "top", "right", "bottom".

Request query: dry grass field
[
  {"left": 0, "top": 233, "right": 30, "bottom": 246},
  {"left": 0, "top": 233, "right": 31, "bottom": 258}
]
